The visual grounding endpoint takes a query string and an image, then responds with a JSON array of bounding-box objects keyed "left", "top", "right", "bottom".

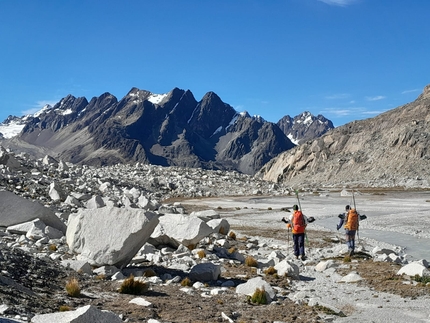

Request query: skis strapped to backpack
[{"left": 295, "top": 190, "right": 309, "bottom": 244}]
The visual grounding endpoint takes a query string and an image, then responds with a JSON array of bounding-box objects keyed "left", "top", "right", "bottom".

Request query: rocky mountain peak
[
  {"left": 419, "top": 84, "right": 430, "bottom": 100},
  {"left": 277, "top": 111, "right": 334, "bottom": 145}
]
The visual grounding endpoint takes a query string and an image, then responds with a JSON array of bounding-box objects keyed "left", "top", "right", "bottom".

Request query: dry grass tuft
[
  {"left": 59, "top": 305, "right": 71, "bottom": 312},
  {"left": 264, "top": 266, "right": 277, "bottom": 275},
  {"left": 65, "top": 277, "right": 80, "bottom": 297},
  {"left": 227, "top": 247, "right": 237, "bottom": 255},
  {"left": 181, "top": 277, "right": 192, "bottom": 287},
  {"left": 187, "top": 244, "right": 196, "bottom": 251},
  {"left": 245, "top": 256, "right": 258, "bottom": 268},
  {"left": 197, "top": 250, "right": 206, "bottom": 259},
  {"left": 48, "top": 244, "right": 57, "bottom": 251},
  {"left": 228, "top": 231, "right": 237, "bottom": 240},
  {"left": 119, "top": 275, "right": 149, "bottom": 295}
]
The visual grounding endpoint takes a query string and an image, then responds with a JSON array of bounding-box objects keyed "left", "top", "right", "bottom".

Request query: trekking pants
[
  {"left": 345, "top": 229, "right": 356, "bottom": 252},
  {"left": 292, "top": 233, "right": 306, "bottom": 257}
]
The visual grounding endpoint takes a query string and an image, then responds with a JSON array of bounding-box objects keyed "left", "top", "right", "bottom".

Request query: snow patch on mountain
[
  {"left": 0, "top": 121, "right": 25, "bottom": 139},
  {"left": 148, "top": 93, "right": 168, "bottom": 105}
]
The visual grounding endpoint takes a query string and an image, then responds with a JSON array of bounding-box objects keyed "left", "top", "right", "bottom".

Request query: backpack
[
  {"left": 345, "top": 209, "right": 359, "bottom": 230},
  {"left": 292, "top": 210, "right": 306, "bottom": 234}
]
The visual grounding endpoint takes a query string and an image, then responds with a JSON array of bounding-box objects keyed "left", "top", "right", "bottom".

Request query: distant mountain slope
[{"left": 257, "top": 85, "right": 430, "bottom": 188}]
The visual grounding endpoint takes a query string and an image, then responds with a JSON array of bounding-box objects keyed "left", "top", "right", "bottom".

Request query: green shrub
[
  {"left": 413, "top": 274, "right": 430, "bottom": 284},
  {"left": 251, "top": 288, "right": 267, "bottom": 304}
]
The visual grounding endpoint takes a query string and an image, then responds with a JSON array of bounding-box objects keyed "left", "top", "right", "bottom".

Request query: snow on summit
[{"left": 148, "top": 93, "right": 168, "bottom": 105}]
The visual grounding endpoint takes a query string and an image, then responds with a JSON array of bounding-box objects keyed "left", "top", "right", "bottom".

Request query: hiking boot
[
  {"left": 348, "top": 249, "right": 354, "bottom": 257},
  {"left": 295, "top": 255, "right": 299, "bottom": 260},
  {"left": 301, "top": 255, "right": 306, "bottom": 261}
]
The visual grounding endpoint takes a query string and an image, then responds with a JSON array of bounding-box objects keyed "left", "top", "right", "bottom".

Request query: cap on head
[
  {"left": 293, "top": 204, "right": 299, "bottom": 211},
  {"left": 345, "top": 205, "right": 350, "bottom": 211}
]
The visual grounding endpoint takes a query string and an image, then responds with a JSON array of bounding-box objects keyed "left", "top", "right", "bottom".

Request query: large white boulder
[
  {"left": 149, "top": 213, "right": 215, "bottom": 248},
  {"left": 49, "top": 181, "right": 67, "bottom": 202},
  {"left": 236, "top": 276, "right": 276, "bottom": 302},
  {"left": 206, "top": 218, "right": 230, "bottom": 235},
  {"left": 31, "top": 305, "right": 122, "bottom": 323},
  {"left": 397, "top": 262, "right": 430, "bottom": 277},
  {"left": 274, "top": 259, "right": 300, "bottom": 279},
  {"left": 0, "top": 191, "right": 66, "bottom": 233},
  {"left": 66, "top": 207, "right": 159, "bottom": 268}
]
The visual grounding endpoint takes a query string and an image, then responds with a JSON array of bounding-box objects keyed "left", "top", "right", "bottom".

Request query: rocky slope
[
  {"left": 258, "top": 85, "right": 430, "bottom": 189},
  {"left": 0, "top": 146, "right": 429, "bottom": 322}
]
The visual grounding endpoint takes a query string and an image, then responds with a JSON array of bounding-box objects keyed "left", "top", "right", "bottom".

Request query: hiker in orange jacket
[
  {"left": 282, "top": 205, "right": 314, "bottom": 260},
  {"left": 337, "top": 205, "right": 366, "bottom": 256}
]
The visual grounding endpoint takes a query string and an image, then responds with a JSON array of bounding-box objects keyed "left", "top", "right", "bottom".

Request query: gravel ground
[{"left": 1, "top": 190, "right": 429, "bottom": 322}]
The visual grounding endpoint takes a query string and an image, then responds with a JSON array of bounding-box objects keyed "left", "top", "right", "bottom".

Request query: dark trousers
[
  {"left": 292, "top": 233, "right": 306, "bottom": 257},
  {"left": 345, "top": 229, "right": 356, "bottom": 252}
]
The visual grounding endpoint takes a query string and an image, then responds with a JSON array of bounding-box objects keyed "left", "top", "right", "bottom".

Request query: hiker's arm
[{"left": 337, "top": 218, "right": 344, "bottom": 230}]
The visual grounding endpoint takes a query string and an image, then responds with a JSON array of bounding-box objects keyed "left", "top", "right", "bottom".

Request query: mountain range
[
  {"left": 0, "top": 88, "right": 333, "bottom": 175},
  {"left": 258, "top": 84, "right": 430, "bottom": 188}
]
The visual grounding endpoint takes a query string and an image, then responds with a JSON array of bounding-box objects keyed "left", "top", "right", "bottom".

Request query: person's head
[
  {"left": 293, "top": 204, "right": 299, "bottom": 211},
  {"left": 345, "top": 205, "right": 350, "bottom": 211}
]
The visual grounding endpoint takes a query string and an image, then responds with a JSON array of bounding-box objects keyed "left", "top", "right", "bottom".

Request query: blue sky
[{"left": 1, "top": 0, "right": 429, "bottom": 127}]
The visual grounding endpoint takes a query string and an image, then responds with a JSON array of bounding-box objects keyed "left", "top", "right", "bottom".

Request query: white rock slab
[
  {"left": 30, "top": 304, "right": 122, "bottom": 323},
  {"left": 236, "top": 276, "right": 276, "bottom": 302},
  {"left": 0, "top": 191, "right": 66, "bottom": 233},
  {"left": 66, "top": 207, "right": 159, "bottom": 267},
  {"left": 149, "top": 213, "right": 214, "bottom": 248},
  {"left": 274, "top": 259, "right": 300, "bottom": 279},
  {"left": 340, "top": 271, "right": 363, "bottom": 283},
  {"left": 397, "top": 262, "right": 430, "bottom": 277},
  {"left": 129, "top": 297, "right": 153, "bottom": 307}
]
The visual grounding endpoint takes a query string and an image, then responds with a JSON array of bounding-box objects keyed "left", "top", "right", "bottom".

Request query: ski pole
[{"left": 295, "top": 189, "right": 302, "bottom": 211}]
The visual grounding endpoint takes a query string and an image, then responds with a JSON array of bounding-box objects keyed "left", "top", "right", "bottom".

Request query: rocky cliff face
[
  {"left": 258, "top": 85, "right": 430, "bottom": 188},
  {"left": 5, "top": 88, "right": 296, "bottom": 175}
]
